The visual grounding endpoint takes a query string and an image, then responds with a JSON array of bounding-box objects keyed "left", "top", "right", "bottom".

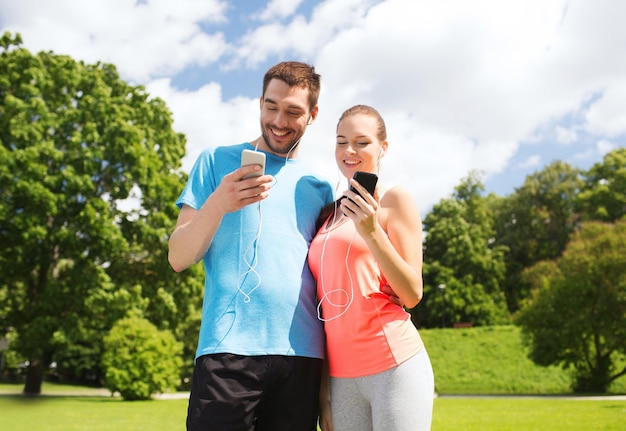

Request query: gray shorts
[{"left": 330, "top": 349, "right": 435, "bottom": 431}]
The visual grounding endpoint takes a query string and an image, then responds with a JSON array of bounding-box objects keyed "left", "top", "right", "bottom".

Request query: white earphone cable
[
  {"left": 237, "top": 201, "right": 263, "bottom": 302},
  {"left": 237, "top": 137, "right": 299, "bottom": 302},
  {"left": 317, "top": 200, "right": 357, "bottom": 322}
]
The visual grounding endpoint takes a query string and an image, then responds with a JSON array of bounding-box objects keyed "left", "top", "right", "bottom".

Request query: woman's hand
[{"left": 339, "top": 178, "right": 380, "bottom": 237}]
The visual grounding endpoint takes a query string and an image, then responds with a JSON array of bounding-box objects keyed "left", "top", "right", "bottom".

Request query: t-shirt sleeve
[{"left": 175, "top": 149, "right": 216, "bottom": 210}]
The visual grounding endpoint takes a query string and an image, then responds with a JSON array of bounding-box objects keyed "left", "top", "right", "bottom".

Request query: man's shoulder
[
  {"left": 293, "top": 167, "right": 332, "bottom": 187},
  {"left": 290, "top": 165, "right": 334, "bottom": 203},
  {"left": 201, "top": 142, "right": 250, "bottom": 157},
  {"left": 291, "top": 160, "right": 331, "bottom": 182},
  {"left": 192, "top": 143, "right": 251, "bottom": 167}
]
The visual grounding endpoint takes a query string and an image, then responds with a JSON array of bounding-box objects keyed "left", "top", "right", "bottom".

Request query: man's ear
[{"left": 308, "top": 105, "right": 319, "bottom": 125}]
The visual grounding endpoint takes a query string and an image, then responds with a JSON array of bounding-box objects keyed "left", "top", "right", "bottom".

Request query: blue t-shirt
[{"left": 176, "top": 142, "right": 334, "bottom": 360}]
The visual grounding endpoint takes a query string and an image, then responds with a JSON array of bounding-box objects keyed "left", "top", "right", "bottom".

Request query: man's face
[{"left": 258, "top": 79, "right": 318, "bottom": 157}]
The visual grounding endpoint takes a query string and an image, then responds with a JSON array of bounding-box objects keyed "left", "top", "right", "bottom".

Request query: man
[{"left": 168, "top": 61, "right": 333, "bottom": 431}]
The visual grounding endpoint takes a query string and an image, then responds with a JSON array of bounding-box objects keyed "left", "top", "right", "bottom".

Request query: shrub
[{"left": 102, "top": 316, "right": 182, "bottom": 400}]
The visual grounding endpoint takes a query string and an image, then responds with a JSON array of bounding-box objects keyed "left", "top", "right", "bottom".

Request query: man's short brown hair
[{"left": 262, "top": 61, "right": 321, "bottom": 112}]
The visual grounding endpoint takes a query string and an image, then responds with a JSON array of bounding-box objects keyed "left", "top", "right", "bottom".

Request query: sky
[{"left": 1, "top": 0, "right": 625, "bottom": 214}]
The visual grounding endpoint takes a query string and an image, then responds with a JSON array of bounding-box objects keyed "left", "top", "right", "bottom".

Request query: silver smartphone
[{"left": 241, "top": 149, "right": 266, "bottom": 179}]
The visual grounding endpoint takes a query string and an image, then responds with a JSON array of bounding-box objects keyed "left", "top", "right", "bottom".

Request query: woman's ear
[{"left": 379, "top": 141, "right": 389, "bottom": 159}]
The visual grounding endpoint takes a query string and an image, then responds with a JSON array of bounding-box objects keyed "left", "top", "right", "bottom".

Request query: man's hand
[
  {"left": 212, "top": 164, "right": 274, "bottom": 214},
  {"left": 381, "top": 284, "right": 404, "bottom": 306},
  {"left": 167, "top": 164, "right": 273, "bottom": 272}
]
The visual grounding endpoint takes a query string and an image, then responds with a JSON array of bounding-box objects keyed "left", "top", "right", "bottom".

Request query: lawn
[
  {"left": 2, "top": 325, "right": 625, "bottom": 430},
  {"left": 432, "top": 396, "right": 626, "bottom": 431},
  {"left": 421, "top": 325, "right": 626, "bottom": 395},
  {"left": 1, "top": 387, "right": 624, "bottom": 431},
  {"left": 0, "top": 394, "right": 188, "bottom": 431}
]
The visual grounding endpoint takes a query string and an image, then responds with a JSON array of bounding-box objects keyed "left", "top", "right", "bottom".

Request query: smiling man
[{"left": 168, "top": 61, "right": 334, "bottom": 431}]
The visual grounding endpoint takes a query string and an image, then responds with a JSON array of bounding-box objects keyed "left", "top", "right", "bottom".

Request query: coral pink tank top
[{"left": 308, "top": 215, "right": 424, "bottom": 378}]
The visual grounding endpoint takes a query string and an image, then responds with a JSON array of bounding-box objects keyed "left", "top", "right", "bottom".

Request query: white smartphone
[{"left": 241, "top": 149, "right": 266, "bottom": 179}]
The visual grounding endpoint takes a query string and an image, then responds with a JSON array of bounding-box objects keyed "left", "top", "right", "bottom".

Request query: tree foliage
[
  {"left": 0, "top": 32, "right": 202, "bottom": 395},
  {"left": 412, "top": 172, "right": 509, "bottom": 328},
  {"left": 516, "top": 221, "right": 626, "bottom": 392},
  {"left": 102, "top": 316, "right": 182, "bottom": 400},
  {"left": 492, "top": 161, "right": 583, "bottom": 311},
  {"left": 577, "top": 147, "right": 626, "bottom": 222}
]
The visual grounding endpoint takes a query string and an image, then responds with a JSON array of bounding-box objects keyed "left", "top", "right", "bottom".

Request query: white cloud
[
  {"left": 518, "top": 155, "right": 542, "bottom": 169},
  {"left": 146, "top": 78, "right": 260, "bottom": 172},
  {"left": 596, "top": 139, "right": 616, "bottom": 156},
  {"left": 584, "top": 81, "right": 626, "bottom": 138},
  {"left": 1, "top": 0, "right": 229, "bottom": 82},
  {"left": 257, "top": 0, "right": 303, "bottom": 21},
  {"left": 311, "top": 0, "right": 574, "bottom": 205},
  {"left": 2, "top": 0, "right": 625, "bottom": 212},
  {"left": 228, "top": 0, "right": 378, "bottom": 69}
]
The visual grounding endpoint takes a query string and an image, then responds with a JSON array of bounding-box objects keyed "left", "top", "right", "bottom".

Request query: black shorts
[{"left": 186, "top": 353, "right": 322, "bottom": 431}]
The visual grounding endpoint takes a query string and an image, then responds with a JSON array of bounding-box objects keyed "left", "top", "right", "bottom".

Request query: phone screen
[{"left": 350, "top": 171, "right": 378, "bottom": 197}]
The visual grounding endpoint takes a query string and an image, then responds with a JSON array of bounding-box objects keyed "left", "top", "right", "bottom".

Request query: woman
[{"left": 309, "top": 105, "right": 434, "bottom": 431}]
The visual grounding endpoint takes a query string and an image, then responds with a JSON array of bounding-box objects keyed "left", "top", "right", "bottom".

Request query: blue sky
[{"left": 1, "top": 0, "right": 625, "bottom": 213}]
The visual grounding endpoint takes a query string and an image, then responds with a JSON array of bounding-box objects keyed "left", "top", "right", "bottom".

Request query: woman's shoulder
[
  {"left": 380, "top": 185, "right": 421, "bottom": 223},
  {"left": 380, "top": 184, "right": 415, "bottom": 205}
]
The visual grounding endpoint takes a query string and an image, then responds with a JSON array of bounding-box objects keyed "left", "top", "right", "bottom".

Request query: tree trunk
[{"left": 23, "top": 357, "right": 44, "bottom": 396}]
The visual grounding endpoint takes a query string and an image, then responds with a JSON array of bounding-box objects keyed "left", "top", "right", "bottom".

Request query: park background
[{"left": 1, "top": 0, "right": 625, "bottom": 429}]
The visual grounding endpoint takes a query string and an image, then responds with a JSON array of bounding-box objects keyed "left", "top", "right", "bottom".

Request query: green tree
[
  {"left": 102, "top": 316, "right": 182, "bottom": 401},
  {"left": 577, "top": 147, "right": 626, "bottom": 222},
  {"left": 0, "top": 32, "right": 201, "bottom": 394},
  {"left": 492, "top": 161, "right": 583, "bottom": 312},
  {"left": 516, "top": 221, "right": 626, "bottom": 392},
  {"left": 412, "top": 172, "right": 509, "bottom": 328}
]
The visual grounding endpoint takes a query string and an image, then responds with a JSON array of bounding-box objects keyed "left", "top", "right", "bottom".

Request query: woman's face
[{"left": 335, "top": 113, "right": 387, "bottom": 179}]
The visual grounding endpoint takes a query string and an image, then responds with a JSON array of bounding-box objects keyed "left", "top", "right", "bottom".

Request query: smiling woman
[{"left": 310, "top": 104, "right": 433, "bottom": 431}]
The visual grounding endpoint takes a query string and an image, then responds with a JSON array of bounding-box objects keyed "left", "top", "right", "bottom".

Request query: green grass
[
  {"left": 0, "top": 390, "right": 624, "bottom": 431},
  {"left": 0, "top": 382, "right": 111, "bottom": 396},
  {"left": 0, "top": 394, "right": 188, "bottom": 431},
  {"left": 432, "top": 397, "right": 626, "bottom": 431},
  {"left": 2, "top": 325, "right": 625, "bottom": 430},
  {"left": 421, "top": 325, "right": 626, "bottom": 395}
]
